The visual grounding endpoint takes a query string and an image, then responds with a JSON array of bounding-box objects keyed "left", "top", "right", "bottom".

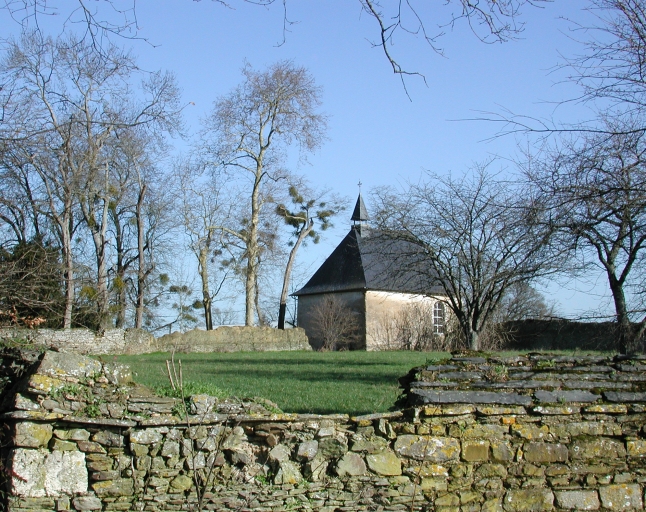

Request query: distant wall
[
  {"left": 2, "top": 350, "right": 645, "bottom": 512},
  {"left": 0, "top": 327, "right": 155, "bottom": 355},
  {"left": 0, "top": 326, "right": 311, "bottom": 355},
  {"left": 155, "top": 326, "right": 311, "bottom": 352},
  {"left": 503, "top": 319, "right": 645, "bottom": 353}
]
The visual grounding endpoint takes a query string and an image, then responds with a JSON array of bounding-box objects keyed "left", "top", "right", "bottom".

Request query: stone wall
[
  {"left": 2, "top": 351, "right": 646, "bottom": 512},
  {"left": 0, "top": 328, "right": 155, "bottom": 355},
  {"left": 501, "top": 320, "right": 628, "bottom": 352},
  {"left": 155, "top": 326, "right": 311, "bottom": 353},
  {"left": 0, "top": 326, "right": 310, "bottom": 355}
]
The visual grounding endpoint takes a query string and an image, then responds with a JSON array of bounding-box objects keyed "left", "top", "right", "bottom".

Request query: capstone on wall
[{"left": 2, "top": 350, "right": 646, "bottom": 512}]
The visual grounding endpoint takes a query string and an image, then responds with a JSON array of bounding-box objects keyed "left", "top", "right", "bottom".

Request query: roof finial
[{"left": 358, "top": 180, "right": 362, "bottom": 192}]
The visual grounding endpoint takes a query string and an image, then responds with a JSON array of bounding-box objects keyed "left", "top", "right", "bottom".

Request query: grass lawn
[{"left": 115, "top": 351, "right": 448, "bottom": 416}]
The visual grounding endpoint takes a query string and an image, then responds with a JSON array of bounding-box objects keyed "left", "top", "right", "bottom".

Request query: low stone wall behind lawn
[
  {"left": 1, "top": 350, "right": 645, "bottom": 511},
  {"left": 0, "top": 326, "right": 311, "bottom": 355}
]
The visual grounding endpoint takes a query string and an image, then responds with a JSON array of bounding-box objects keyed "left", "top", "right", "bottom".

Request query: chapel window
[{"left": 433, "top": 302, "right": 445, "bottom": 334}]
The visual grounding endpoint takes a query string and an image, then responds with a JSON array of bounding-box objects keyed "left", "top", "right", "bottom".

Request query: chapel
[{"left": 293, "top": 194, "right": 447, "bottom": 350}]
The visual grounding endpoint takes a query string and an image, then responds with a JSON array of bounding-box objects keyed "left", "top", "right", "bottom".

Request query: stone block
[
  {"left": 462, "top": 440, "right": 489, "bottom": 461},
  {"left": 532, "top": 405, "right": 580, "bottom": 415},
  {"left": 459, "top": 424, "right": 509, "bottom": 439},
  {"left": 161, "top": 440, "right": 180, "bottom": 458},
  {"left": 297, "top": 440, "right": 319, "bottom": 461},
  {"left": 554, "top": 490, "right": 600, "bottom": 510},
  {"left": 269, "top": 444, "right": 291, "bottom": 463},
  {"left": 92, "top": 478, "right": 134, "bottom": 497},
  {"left": 36, "top": 351, "right": 102, "bottom": 380},
  {"left": 394, "top": 435, "right": 460, "bottom": 462},
  {"left": 15, "top": 422, "right": 53, "bottom": 448},
  {"left": 503, "top": 489, "right": 554, "bottom": 511},
  {"left": 626, "top": 440, "right": 646, "bottom": 457},
  {"left": 169, "top": 474, "right": 193, "bottom": 491},
  {"left": 423, "top": 404, "right": 476, "bottom": 416},
  {"left": 54, "top": 428, "right": 90, "bottom": 441},
  {"left": 420, "top": 477, "right": 448, "bottom": 491},
  {"left": 584, "top": 404, "right": 628, "bottom": 414},
  {"left": 77, "top": 441, "right": 105, "bottom": 453},
  {"left": 101, "top": 362, "right": 133, "bottom": 385},
  {"left": 274, "top": 460, "right": 303, "bottom": 484},
  {"left": 511, "top": 423, "right": 549, "bottom": 440},
  {"left": 569, "top": 437, "right": 627, "bottom": 460},
  {"left": 318, "top": 437, "right": 347, "bottom": 458},
  {"left": 475, "top": 463, "right": 508, "bottom": 479},
  {"left": 14, "top": 393, "right": 40, "bottom": 411},
  {"left": 55, "top": 496, "right": 70, "bottom": 511},
  {"left": 604, "top": 392, "right": 646, "bottom": 402},
  {"left": 482, "top": 498, "right": 504, "bottom": 512},
  {"left": 366, "top": 450, "right": 402, "bottom": 476},
  {"left": 304, "top": 455, "right": 328, "bottom": 481},
  {"left": 350, "top": 434, "right": 388, "bottom": 454},
  {"left": 598, "top": 484, "right": 643, "bottom": 510},
  {"left": 476, "top": 405, "right": 527, "bottom": 416},
  {"left": 50, "top": 439, "right": 77, "bottom": 451},
  {"left": 92, "top": 431, "right": 123, "bottom": 447},
  {"left": 491, "top": 440, "right": 514, "bottom": 462},
  {"left": 435, "top": 493, "right": 460, "bottom": 507},
  {"left": 534, "top": 390, "right": 600, "bottom": 403},
  {"left": 129, "top": 429, "right": 162, "bottom": 445},
  {"left": 72, "top": 496, "right": 103, "bottom": 510},
  {"left": 410, "top": 390, "right": 532, "bottom": 406},
  {"left": 411, "top": 463, "right": 449, "bottom": 477},
  {"left": 552, "top": 421, "right": 621, "bottom": 438},
  {"left": 11, "top": 448, "right": 88, "bottom": 498},
  {"left": 336, "top": 451, "right": 366, "bottom": 477},
  {"left": 523, "top": 442, "right": 568, "bottom": 463}
]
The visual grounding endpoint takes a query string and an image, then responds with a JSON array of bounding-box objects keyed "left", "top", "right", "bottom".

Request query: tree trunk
[
  {"left": 61, "top": 217, "right": 74, "bottom": 329},
  {"left": 135, "top": 185, "right": 147, "bottom": 329},
  {"left": 245, "top": 166, "right": 262, "bottom": 327},
  {"left": 86, "top": 200, "right": 110, "bottom": 330},
  {"left": 278, "top": 220, "right": 313, "bottom": 329},
  {"left": 608, "top": 273, "right": 631, "bottom": 354},
  {"left": 198, "top": 244, "right": 213, "bottom": 330},
  {"left": 469, "top": 330, "right": 480, "bottom": 351},
  {"left": 113, "top": 210, "right": 127, "bottom": 329}
]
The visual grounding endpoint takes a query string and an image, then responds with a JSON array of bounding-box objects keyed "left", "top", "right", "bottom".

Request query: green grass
[{"left": 114, "top": 351, "right": 448, "bottom": 416}]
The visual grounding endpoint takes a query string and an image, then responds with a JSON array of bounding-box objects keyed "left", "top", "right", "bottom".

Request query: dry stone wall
[
  {"left": 1, "top": 351, "right": 646, "bottom": 512},
  {"left": 0, "top": 326, "right": 310, "bottom": 355}
]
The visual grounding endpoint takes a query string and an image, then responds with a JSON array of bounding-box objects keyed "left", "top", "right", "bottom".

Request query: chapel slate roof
[{"left": 292, "top": 226, "right": 444, "bottom": 297}]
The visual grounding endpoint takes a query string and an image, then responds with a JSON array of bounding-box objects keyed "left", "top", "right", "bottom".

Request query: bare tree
[
  {"left": 310, "top": 295, "right": 362, "bottom": 351},
  {"left": 275, "top": 182, "right": 344, "bottom": 329},
  {"left": 495, "top": 281, "right": 555, "bottom": 322},
  {"left": 482, "top": 0, "right": 646, "bottom": 137},
  {"left": 0, "top": 32, "right": 181, "bottom": 329},
  {"left": 177, "top": 158, "right": 232, "bottom": 330},
  {"left": 373, "top": 164, "right": 557, "bottom": 351},
  {"left": 1, "top": 0, "right": 547, "bottom": 87},
  {"left": 199, "top": 61, "right": 327, "bottom": 326},
  {"left": 565, "top": 0, "right": 646, "bottom": 114},
  {"left": 527, "top": 125, "right": 646, "bottom": 353},
  {"left": 0, "top": 236, "right": 64, "bottom": 326}
]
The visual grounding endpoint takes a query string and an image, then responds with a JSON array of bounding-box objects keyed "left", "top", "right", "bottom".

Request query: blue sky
[{"left": 2, "top": 0, "right": 613, "bottom": 321}]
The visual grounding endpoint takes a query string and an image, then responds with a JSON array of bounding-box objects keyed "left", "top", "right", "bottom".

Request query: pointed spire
[{"left": 351, "top": 193, "right": 369, "bottom": 222}]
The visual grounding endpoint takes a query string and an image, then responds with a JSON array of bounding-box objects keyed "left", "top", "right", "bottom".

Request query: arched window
[{"left": 433, "top": 302, "right": 445, "bottom": 334}]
